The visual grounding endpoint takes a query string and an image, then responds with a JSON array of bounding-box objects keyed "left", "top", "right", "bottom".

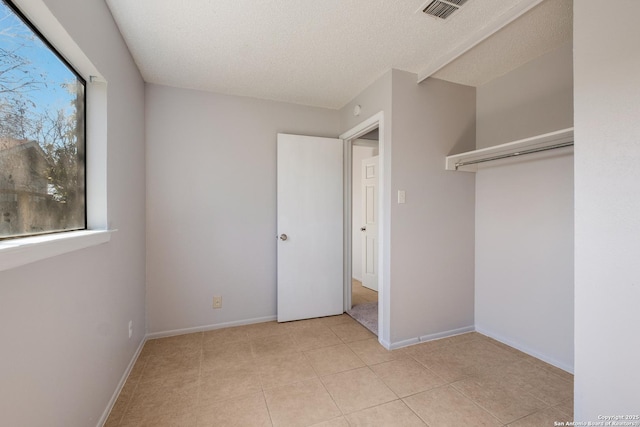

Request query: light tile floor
[{"left": 106, "top": 316, "right": 573, "bottom": 427}]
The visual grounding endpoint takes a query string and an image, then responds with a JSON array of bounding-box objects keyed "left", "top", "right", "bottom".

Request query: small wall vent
[{"left": 421, "top": 0, "right": 469, "bottom": 19}]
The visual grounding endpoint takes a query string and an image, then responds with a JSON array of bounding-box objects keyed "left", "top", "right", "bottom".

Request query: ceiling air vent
[
  {"left": 444, "top": 0, "right": 469, "bottom": 5},
  {"left": 422, "top": 0, "right": 469, "bottom": 19}
]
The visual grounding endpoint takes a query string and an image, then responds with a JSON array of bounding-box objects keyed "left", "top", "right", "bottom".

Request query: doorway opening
[
  {"left": 340, "top": 111, "right": 386, "bottom": 344},
  {"left": 348, "top": 132, "right": 379, "bottom": 335}
]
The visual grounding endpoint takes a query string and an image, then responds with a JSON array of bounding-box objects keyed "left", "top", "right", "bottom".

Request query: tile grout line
[
  {"left": 316, "top": 372, "right": 347, "bottom": 419},
  {"left": 260, "top": 390, "right": 276, "bottom": 427},
  {"left": 449, "top": 380, "right": 530, "bottom": 426},
  {"left": 399, "top": 396, "right": 433, "bottom": 427}
]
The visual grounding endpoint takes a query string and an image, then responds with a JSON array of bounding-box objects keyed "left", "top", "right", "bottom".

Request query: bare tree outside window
[{"left": 0, "top": 0, "right": 85, "bottom": 239}]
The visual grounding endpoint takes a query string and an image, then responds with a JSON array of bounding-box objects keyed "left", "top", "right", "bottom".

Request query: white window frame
[{"left": 0, "top": 0, "right": 111, "bottom": 272}]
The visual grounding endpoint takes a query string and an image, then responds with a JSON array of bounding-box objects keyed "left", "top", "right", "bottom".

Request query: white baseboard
[
  {"left": 475, "top": 326, "right": 574, "bottom": 374},
  {"left": 378, "top": 337, "right": 392, "bottom": 349},
  {"left": 418, "top": 325, "right": 475, "bottom": 344},
  {"left": 385, "top": 325, "right": 475, "bottom": 350},
  {"left": 97, "top": 337, "right": 146, "bottom": 427},
  {"left": 387, "top": 336, "right": 419, "bottom": 350},
  {"left": 145, "top": 315, "right": 277, "bottom": 340}
]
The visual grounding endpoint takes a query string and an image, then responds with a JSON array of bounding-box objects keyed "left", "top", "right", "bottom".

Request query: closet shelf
[{"left": 445, "top": 127, "right": 574, "bottom": 172}]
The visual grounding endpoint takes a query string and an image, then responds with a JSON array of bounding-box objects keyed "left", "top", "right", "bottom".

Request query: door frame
[{"left": 340, "top": 112, "right": 388, "bottom": 347}]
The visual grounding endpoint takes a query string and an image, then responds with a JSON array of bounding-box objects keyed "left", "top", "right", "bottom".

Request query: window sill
[{"left": 0, "top": 230, "right": 113, "bottom": 272}]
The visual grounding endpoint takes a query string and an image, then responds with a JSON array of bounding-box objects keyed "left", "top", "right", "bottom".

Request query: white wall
[
  {"left": 476, "top": 42, "right": 573, "bottom": 148},
  {"left": 474, "top": 43, "right": 575, "bottom": 371},
  {"left": 340, "top": 70, "right": 476, "bottom": 347},
  {"left": 0, "top": 0, "right": 146, "bottom": 426},
  {"left": 352, "top": 143, "right": 377, "bottom": 282},
  {"left": 574, "top": 1, "right": 640, "bottom": 419},
  {"left": 145, "top": 84, "right": 339, "bottom": 334}
]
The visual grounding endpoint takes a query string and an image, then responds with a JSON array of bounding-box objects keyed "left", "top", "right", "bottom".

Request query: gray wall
[
  {"left": 145, "top": 84, "right": 340, "bottom": 334},
  {"left": 390, "top": 72, "right": 476, "bottom": 344},
  {"left": 474, "top": 43, "right": 575, "bottom": 371},
  {"left": 340, "top": 70, "right": 476, "bottom": 346},
  {"left": 476, "top": 42, "right": 573, "bottom": 148},
  {"left": 340, "top": 70, "right": 394, "bottom": 342},
  {"left": 574, "top": 1, "right": 640, "bottom": 419},
  {"left": 475, "top": 153, "right": 574, "bottom": 370},
  {"left": 0, "top": 0, "right": 146, "bottom": 426}
]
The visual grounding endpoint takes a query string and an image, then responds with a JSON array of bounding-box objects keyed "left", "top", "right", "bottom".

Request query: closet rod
[{"left": 455, "top": 141, "right": 574, "bottom": 170}]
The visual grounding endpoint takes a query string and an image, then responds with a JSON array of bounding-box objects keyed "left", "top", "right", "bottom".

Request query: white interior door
[
  {"left": 277, "top": 133, "right": 344, "bottom": 322},
  {"left": 361, "top": 156, "right": 379, "bottom": 291}
]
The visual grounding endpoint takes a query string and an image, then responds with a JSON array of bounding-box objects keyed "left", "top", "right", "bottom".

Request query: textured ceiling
[
  {"left": 105, "top": 0, "right": 571, "bottom": 109},
  {"left": 433, "top": 0, "right": 572, "bottom": 86}
]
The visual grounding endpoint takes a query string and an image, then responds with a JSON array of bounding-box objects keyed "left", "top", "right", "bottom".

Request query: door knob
[
  {"left": 360, "top": 226, "right": 366, "bottom": 232},
  {"left": 279, "top": 234, "right": 288, "bottom": 241}
]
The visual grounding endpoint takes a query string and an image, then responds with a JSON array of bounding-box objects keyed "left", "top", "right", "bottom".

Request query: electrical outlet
[
  {"left": 128, "top": 320, "right": 133, "bottom": 339},
  {"left": 213, "top": 296, "right": 222, "bottom": 309}
]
